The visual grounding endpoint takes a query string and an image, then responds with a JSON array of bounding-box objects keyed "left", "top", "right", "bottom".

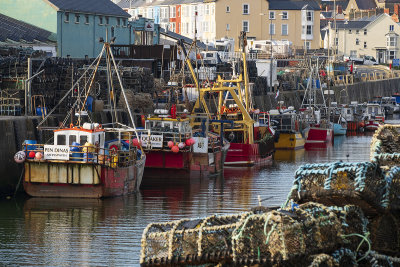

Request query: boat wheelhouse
[
  {"left": 141, "top": 111, "right": 229, "bottom": 180},
  {"left": 364, "top": 103, "right": 385, "bottom": 131}
]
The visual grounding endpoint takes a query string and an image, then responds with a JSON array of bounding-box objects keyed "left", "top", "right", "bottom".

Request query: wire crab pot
[
  {"left": 231, "top": 202, "right": 369, "bottom": 265},
  {"left": 288, "top": 162, "right": 387, "bottom": 214},
  {"left": 382, "top": 166, "right": 400, "bottom": 211},
  {"left": 369, "top": 212, "right": 400, "bottom": 256},
  {"left": 371, "top": 124, "right": 400, "bottom": 168},
  {"left": 140, "top": 213, "right": 249, "bottom": 266}
]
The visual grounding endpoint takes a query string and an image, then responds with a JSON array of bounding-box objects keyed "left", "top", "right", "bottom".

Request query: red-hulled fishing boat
[
  {"left": 300, "top": 58, "right": 334, "bottom": 146},
  {"left": 15, "top": 40, "right": 145, "bottom": 198},
  {"left": 185, "top": 33, "right": 275, "bottom": 167},
  {"left": 139, "top": 107, "right": 230, "bottom": 179},
  {"left": 364, "top": 103, "right": 385, "bottom": 131}
]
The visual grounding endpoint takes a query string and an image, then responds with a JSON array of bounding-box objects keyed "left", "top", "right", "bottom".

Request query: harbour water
[{"left": 0, "top": 127, "right": 387, "bottom": 265}]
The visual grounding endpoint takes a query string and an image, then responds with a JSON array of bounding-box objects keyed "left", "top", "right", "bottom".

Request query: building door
[{"left": 377, "top": 50, "right": 386, "bottom": 64}]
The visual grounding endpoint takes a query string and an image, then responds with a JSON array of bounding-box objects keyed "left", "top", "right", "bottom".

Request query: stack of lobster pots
[{"left": 139, "top": 124, "right": 400, "bottom": 267}]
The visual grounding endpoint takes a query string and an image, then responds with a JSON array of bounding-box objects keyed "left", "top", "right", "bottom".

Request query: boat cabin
[
  {"left": 365, "top": 103, "right": 384, "bottom": 117},
  {"left": 54, "top": 123, "right": 105, "bottom": 148},
  {"left": 145, "top": 117, "right": 192, "bottom": 135}
]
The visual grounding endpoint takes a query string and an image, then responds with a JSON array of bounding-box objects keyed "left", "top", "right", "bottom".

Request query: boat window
[
  {"left": 374, "top": 107, "right": 378, "bottom": 113},
  {"left": 57, "top": 135, "right": 66, "bottom": 145},
  {"left": 80, "top": 135, "right": 88, "bottom": 145},
  {"left": 69, "top": 135, "right": 76, "bottom": 145},
  {"left": 368, "top": 107, "right": 372, "bottom": 113},
  {"left": 347, "top": 109, "right": 351, "bottom": 114}
]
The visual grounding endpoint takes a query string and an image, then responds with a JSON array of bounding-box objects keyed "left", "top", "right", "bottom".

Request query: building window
[
  {"left": 226, "top": 6, "right": 230, "bottom": 13},
  {"left": 205, "top": 5, "right": 210, "bottom": 15},
  {"left": 306, "top": 11, "right": 313, "bottom": 22},
  {"left": 123, "top": 19, "right": 126, "bottom": 26},
  {"left": 85, "top": 15, "right": 89, "bottom": 24},
  {"left": 170, "top": 6, "right": 176, "bottom": 18},
  {"left": 350, "top": 50, "right": 357, "bottom": 57},
  {"left": 281, "top": 11, "right": 288, "bottom": 20},
  {"left": 282, "top": 24, "right": 288, "bottom": 35},
  {"left": 177, "top": 7, "right": 180, "bottom": 17},
  {"left": 242, "top": 20, "right": 249, "bottom": 32},
  {"left": 306, "top": 25, "right": 312, "bottom": 35},
  {"left": 64, "top": 12, "right": 69, "bottom": 22},
  {"left": 335, "top": 38, "right": 338, "bottom": 46},
  {"left": 111, "top": 26, "right": 115, "bottom": 37},
  {"left": 226, "top": 23, "right": 230, "bottom": 31},
  {"left": 389, "top": 50, "right": 396, "bottom": 59},
  {"left": 105, "top": 17, "right": 109, "bottom": 25},
  {"left": 270, "top": 23, "right": 275, "bottom": 35},
  {"left": 387, "top": 36, "right": 397, "bottom": 46},
  {"left": 171, "top": 22, "right": 176, "bottom": 32},
  {"left": 243, "top": 4, "right": 249, "bottom": 14},
  {"left": 211, "top": 5, "right": 214, "bottom": 15},
  {"left": 390, "top": 25, "right": 394, "bottom": 31},
  {"left": 364, "top": 42, "right": 367, "bottom": 48},
  {"left": 364, "top": 29, "right": 367, "bottom": 35},
  {"left": 99, "top": 16, "right": 103, "bottom": 25},
  {"left": 305, "top": 41, "right": 310, "bottom": 50},
  {"left": 349, "top": 29, "right": 352, "bottom": 34},
  {"left": 269, "top": 11, "right": 275, "bottom": 19},
  {"left": 117, "top": 18, "right": 120, "bottom": 26},
  {"left": 356, "top": 38, "right": 359, "bottom": 45},
  {"left": 75, "top": 14, "right": 80, "bottom": 23},
  {"left": 203, "top": 21, "right": 209, "bottom": 32},
  {"left": 356, "top": 29, "right": 359, "bottom": 34}
]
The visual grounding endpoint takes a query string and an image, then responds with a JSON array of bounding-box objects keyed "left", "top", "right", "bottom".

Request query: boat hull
[
  {"left": 365, "top": 121, "right": 380, "bottom": 131},
  {"left": 333, "top": 123, "right": 347, "bottom": 136},
  {"left": 224, "top": 140, "right": 274, "bottom": 167},
  {"left": 143, "top": 143, "right": 229, "bottom": 179},
  {"left": 306, "top": 127, "right": 333, "bottom": 144},
  {"left": 23, "top": 157, "right": 145, "bottom": 198},
  {"left": 274, "top": 132, "right": 305, "bottom": 150}
]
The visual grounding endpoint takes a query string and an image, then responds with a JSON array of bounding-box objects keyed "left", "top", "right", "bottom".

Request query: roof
[
  {"left": 354, "top": 0, "right": 377, "bottom": 10},
  {"left": 334, "top": 20, "right": 371, "bottom": 29},
  {"left": 321, "top": 1, "right": 349, "bottom": 10},
  {"left": 0, "top": 13, "right": 55, "bottom": 43},
  {"left": 160, "top": 28, "right": 214, "bottom": 50},
  {"left": 321, "top": 11, "right": 333, "bottom": 18},
  {"left": 117, "top": 0, "right": 203, "bottom": 8},
  {"left": 269, "top": 0, "right": 321, "bottom": 10},
  {"left": 46, "top": 0, "right": 130, "bottom": 17}
]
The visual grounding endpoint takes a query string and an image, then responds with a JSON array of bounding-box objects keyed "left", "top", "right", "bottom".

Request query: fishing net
[
  {"left": 369, "top": 212, "right": 400, "bottom": 256},
  {"left": 371, "top": 124, "right": 400, "bottom": 167},
  {"left": 382, "top": 166, "right": 400, "bottom": 211},
  {"left": 288, "top": 162, "right": 387, "bottom": 214},
  {"left": 140, "top": 213, "right": 249, "bottom": 266},
  {"left": 365, "top": 251, "right": 400, "bottom": 267},
  {"left": 232, "top": 202, "right": 368, "bottom": 265}
]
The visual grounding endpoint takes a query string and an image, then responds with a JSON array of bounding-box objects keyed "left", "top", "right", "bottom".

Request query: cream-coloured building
[
  {"left": 324, "top": 13, "right": 400, "bottom": 63},
  {"left": 118, "top": 0, "right": 321, "bottom": 50}
]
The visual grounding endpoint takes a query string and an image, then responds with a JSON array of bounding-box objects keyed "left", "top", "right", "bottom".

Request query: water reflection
[{"left": 0, "top": 131, "right": 377, "bottom": 266}]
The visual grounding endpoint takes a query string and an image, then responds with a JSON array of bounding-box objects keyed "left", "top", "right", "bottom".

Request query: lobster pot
[
  {"left": 231, "top": 202, "right": 364, "bottom": 265},
  {"left": 366, "top": 251, "right": 400, "bottom": 266},
  {"left": 370, "top": 212, "right": 400, "bottom": 256},
  {"left": 370, "top": 125, "right": 400, "bottom": 167},
  {"left": 383, "top": 166, "right": 400, "bottom": 211},
  {"left": 306, "top": 254, "right": 337, "bottom": 267},
  {"left": 290, "top": 162, "right": 386, "bottom": 213},
  {"left": 140, "top": 213, "right": 248, "bottom": 266}
]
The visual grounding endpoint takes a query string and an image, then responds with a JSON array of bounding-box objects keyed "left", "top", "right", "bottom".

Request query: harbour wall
[{"left": 253, "top": 77, "right": 400, "bottom": 110}]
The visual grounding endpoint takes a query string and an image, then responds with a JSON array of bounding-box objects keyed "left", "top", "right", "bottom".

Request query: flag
[{"left": 275, "top": 90, "right": 280, "bottom": 99}]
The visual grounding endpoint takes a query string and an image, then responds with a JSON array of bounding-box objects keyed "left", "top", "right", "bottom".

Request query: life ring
[{"left": 109, "top": 145, "right": 118, "bottom": 156}]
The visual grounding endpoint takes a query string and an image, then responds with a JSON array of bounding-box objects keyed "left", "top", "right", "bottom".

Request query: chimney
[
  {"left": 395, "top": 4, "right": 399, "bottom": 16},
  {"left": 337, "top": 5, "right": 342, "bottom": 14}
]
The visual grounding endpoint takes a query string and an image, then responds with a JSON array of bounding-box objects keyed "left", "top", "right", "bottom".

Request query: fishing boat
[
  {"left": 269, "top": 108, "right": 305, "bottom": 150},
  {"left": 15, "top": 39, "right": 145, "bottom": 198},
  {"left": 330, "top": 106, "right": 347, "bottom": 136},
  {"left": 300, "top": 59, "right": 334, "bottom": 145},
  {"left": 184, "top": 36, "right": 274, "bottom": 167},
  {"left": 140, "top": 107, "right": 230, "bottom": 179},
  {"left": 364, "top": 103, "right": 385, "bottom": 131}
]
